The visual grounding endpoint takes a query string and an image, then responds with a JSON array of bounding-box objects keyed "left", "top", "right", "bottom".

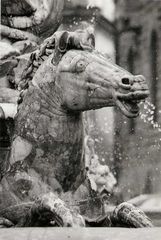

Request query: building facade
[{"left": 114, "top": 0, "right": 161, "bottom": 200}]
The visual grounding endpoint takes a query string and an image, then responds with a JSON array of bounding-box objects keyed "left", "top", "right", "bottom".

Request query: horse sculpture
[{"left": 0, "top": 30, "right": 152, "bottom": 227}]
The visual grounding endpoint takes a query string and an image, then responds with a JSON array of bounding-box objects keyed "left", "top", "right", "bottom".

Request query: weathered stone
[
  {"left": 0, "top": 88, "right": 19, "bottom": 104},
  {"left": 1, "top": 0, "right": 65, "bottom": 40},
  {"left": 0, "top": 42, "right": 20, "bottom": 60},
  {"left": 9, "top": 136, "right": 32, "bottom": 165},
  {"left": 0, "top": 30, "right": 150, "bottom": 227}
]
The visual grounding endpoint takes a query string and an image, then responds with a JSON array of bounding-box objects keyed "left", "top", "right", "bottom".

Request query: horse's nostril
[{"left": 122, "top": 77, "right": 130, "bottom": 85}]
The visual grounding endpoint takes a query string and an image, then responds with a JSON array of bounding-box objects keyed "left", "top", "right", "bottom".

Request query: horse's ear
[
  {"left": 58, "top": 31, "right": 70, "bottom": 52},
  {"left": 89, "top": 33, "right": 95, "bottom": 48},
  {"left": 52, "top": 31, "right": 70, "bottom": 64}
]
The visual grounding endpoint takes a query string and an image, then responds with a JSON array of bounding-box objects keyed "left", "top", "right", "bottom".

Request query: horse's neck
[
  {"left": 15, "top": 83, "right": 84, "bottom": 145},
  {"left": 12, "top": 83, "right": 85, "bottom": 191}
]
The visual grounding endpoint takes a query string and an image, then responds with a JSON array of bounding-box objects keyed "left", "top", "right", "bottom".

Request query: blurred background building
[{"left": 114, "top": 0, "right": 161, "bottom": 201}]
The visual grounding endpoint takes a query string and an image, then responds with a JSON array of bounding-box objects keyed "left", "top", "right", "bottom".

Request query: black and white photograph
[{"left": 0, "top": 0, "right": 161, "bottom": 239}]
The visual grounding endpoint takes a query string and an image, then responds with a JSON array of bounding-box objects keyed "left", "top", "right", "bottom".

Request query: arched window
[
  {"left": 127, "top": 48, "right": 135, "bottom": 134},
  {"left": 150, "top": 30, "right": 158, "bottom": 122}
]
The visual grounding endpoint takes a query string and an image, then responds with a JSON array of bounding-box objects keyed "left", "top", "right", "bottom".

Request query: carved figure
[
  {"left": 0, "top": 30, "right": 152, "bottom": 228},
  {"left": 1, "top": 0, "right": 64, "bottom": 43}
]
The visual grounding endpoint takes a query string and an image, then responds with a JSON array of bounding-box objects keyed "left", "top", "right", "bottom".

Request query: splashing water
[{"left": 140, "top": 100, "right": 161, "bottom": 132}]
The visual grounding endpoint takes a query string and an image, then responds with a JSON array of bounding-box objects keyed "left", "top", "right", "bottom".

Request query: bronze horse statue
[{"left": 0, "top": 30, "right": 152, "bottom": 227}]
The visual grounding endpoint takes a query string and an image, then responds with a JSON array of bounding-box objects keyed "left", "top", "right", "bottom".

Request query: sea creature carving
[{"left": 0, "top": 29, "right": 152, "bottom": 227}]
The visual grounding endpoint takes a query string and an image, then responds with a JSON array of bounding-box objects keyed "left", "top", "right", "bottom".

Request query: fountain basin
[{"left": 0, "top": 227, "right": 161, "bottom": 240}]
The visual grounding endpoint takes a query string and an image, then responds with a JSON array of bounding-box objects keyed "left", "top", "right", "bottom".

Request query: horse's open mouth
[
  {"left": 116, "top": 99, "right": 140, "bottom": 118},
  {"left": 115, "top": 88, "right": 149, "bottom": 118}
]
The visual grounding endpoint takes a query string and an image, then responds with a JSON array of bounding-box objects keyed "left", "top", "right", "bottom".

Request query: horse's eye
[
  {"left": 122, "top": 77, "right": 130, "bottom": 85},
  {"left": 76, "top": 60, "right": 86, "bottom": 72}
]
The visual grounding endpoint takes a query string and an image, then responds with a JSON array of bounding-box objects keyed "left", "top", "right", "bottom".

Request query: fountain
[
  {"left": 0, "top": 25, "right": 153, "bottom": 228},
  {"left": 1, "top": 0, "right": 160, "bottom": 239}
]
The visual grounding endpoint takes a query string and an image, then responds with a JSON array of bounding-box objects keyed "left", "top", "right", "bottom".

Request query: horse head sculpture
[
  {"left": 55, "top": 49, "right": 149, "bottom": 117},
  {"left": 0, "top": 30, "right": 151, "bottom": 228}
]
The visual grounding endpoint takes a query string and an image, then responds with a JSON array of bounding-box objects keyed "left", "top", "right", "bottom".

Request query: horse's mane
[
  {"left": 16, "top": 49, "right": 59, "bottom": 104},
  {"left": 15, "top": 29, "right": 95, "bottom": 104}
]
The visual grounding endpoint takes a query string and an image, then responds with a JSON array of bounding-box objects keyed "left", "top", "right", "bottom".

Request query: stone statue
[
  {"left": 0, "top": 29, "right": 153, "bottom": 228},
  {"left": 1, "top": 0, "right": 64, "bottom": 42}
]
